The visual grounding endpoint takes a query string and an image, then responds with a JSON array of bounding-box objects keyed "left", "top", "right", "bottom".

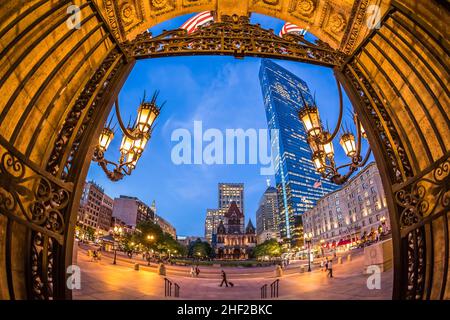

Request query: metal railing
[
  {"left": 174, "top": 283, "right": 180, "bottom": 298},
  {"left": 261, "top": 279, "right": 279, "bottom": 299},
  {"left": 164, "top": 278, "right": 180, "bottom": 298},
  {"left": 260, "top": 284, "right": 267, "bottom": 299},
  {"left": 270, "top": 279, "right": 279, "bottom": 298}
]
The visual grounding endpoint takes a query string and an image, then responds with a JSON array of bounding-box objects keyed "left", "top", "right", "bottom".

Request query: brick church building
[{"left": 215, "top": 201, "right": 257, "bottom": 259}]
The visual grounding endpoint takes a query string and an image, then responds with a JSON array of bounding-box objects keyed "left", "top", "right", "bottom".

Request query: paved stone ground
[{"left": 73, "top": 246, "right": 392, "bottom": 300}]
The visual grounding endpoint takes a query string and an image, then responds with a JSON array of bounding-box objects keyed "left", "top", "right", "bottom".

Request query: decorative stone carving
[
  {"left": 252, "top": 0, "right": 282, "bottom": 11},
  {"left": 288, "top": 0, "right": 317, "bottom": 22},
  {"left": 296, "top": 0, "right": 315, "bottom": 16},
  {"left": 182, "top": 0, "right": 212, "bottom": 8},
  {"left": 151, "top": 0, "right": 170, "bottom": 9},
  {"left": 329, "top": 12, "right": 346, "bottom": 34},
  {"left": 120, "top": 3, "right": 136, "bottom": 24},
  {"left": 340, "top": 0, "right": 369, "bottom": 54},
  {"left": 103, "top": 0, "right": 123, "bottom": 39},
  {"left": 118, "top": 1, "right": 145, "bottom": 33},
  {"left": 150, "top": 0, "right": 176, "bottom": 16}
]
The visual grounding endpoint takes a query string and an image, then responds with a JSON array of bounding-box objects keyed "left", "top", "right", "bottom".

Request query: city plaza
[{"left": 73, "top": 243, "right": 392, "bottom": 300}]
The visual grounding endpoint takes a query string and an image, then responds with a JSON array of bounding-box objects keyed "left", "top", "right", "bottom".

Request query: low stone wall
[{"left": 363, "top": 239, "right": 393, "bottom": 273}]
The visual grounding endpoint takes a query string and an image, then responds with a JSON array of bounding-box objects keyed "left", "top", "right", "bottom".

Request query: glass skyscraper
[{"left": 259, "top": 59, "right": 339, "bottom": 245}]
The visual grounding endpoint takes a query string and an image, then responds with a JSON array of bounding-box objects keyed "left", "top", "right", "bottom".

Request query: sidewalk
[{"left": 73, "top": 245, "right": 392, "bottom": 300}]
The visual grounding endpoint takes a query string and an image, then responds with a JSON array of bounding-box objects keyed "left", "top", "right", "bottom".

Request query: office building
[
  {"left": 259, "top": 59, "right": 339, "bottom": 244},
  {"left": 155, "top": 214, "right": 177, "bottom": 239},
  {"left": 219, "top": 183, "right": 244, "bottom": 214},
  {"left": 77, "top": 181, "right": 114, "bottom": 234},
  {"left": 112, "top": 195, "right": 154, "bottom": 227},
  {"left": 302, "top": 162, "right": 390, "bottom": 247},
  {"left": 256, "top": 184, "right": 279, "bottom": 243},
  {"left": 205, "top": 183, "right": 245, "bottom": 243},
  {"left": 205, "top": 208, "right": 226, "bottom": 243}
]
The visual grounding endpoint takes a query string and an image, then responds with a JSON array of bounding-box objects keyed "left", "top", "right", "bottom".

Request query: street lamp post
[
  {"left": 380, "top": 216, "right": 387, "bottom": 233},
  {"left": 305, "top": 233, "right": 313, "bottom": 272},
  {"left": 297, "top": 79, "right": 372, "bottom": 185},
  {"left": 113, "top": 226, "right": 123, "bottom": 265},
  {"left": 146, "top": 234, "right": 154, "bottom": 265},
  {"left": 92, "top": 92, "right": 163, "bottom": 182},
  {"left": 320, "top": 239, "right": 325, "bottom": 257}
]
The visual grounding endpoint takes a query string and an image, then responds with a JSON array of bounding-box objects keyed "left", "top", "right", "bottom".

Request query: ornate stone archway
[{"left": 0, "top": 0, "right": 448, "bottom": 300}]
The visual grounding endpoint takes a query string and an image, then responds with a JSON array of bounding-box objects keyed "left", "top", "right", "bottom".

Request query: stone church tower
[{"left": 216, "top": 201, "right": 256, "bottom": 259}]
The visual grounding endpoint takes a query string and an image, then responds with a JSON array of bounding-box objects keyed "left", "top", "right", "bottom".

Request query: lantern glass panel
[
  {"left": 99, "top": 128, "right": 113, "bottom": 151},
  {"left": 307, "top": 136, "right": 323, "bottom": 153},
  {"left": 120, "top": 135, "right": 134, "bottom": 154},
  {"left": 133, "top": 134, "right": 149, "bottom": 154},
  {"left": 312, "top": 152, "right": 325, "bottom": 172},
  {"left": 137, "top": 106, "right": 151, "bottom": 132},
  {"left": 340, "top": 133, "right": 356, "bottom": 157},
  {"left": 322, "top": 132, "right": 334, "bottom": 158}
]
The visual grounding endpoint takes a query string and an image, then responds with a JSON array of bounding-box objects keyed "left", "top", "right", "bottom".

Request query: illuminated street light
[
  {"left": 92, "top": 91, "right": 164, "bottom": 181},
  {"left": 98, "top": 127, "right": 114, "bottom": 151},
  {"left": 305, "top": 232, "right": 313, "bottom": 272},
  {"left": 112, "top": 226, "right": 123, "bottom": 265},
  {"left": 299, "top": 78, "right": 371, "bottom": 185},
  {"left": 340, "top": 132, "right": 357, "bottom": 157},
  {"left": 136, "top": 92, "right": 161, "bottom": 133}
]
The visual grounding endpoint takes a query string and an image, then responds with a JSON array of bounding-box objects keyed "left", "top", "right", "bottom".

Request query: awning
[
  {"left": 100, "top": 234, "right": 115, "bottom": 243},
  {"left": 337, "top": 239, "right": 351, "bottom": 246}
]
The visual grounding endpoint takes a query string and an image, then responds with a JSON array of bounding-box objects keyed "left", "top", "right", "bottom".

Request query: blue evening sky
[{"left": 86, "top": 13, "right": 372, "bottom": 237}]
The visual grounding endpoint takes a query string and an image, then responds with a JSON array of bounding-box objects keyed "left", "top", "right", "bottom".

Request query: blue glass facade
[{"left": 259, "top": 59, "right": 339, "bottom": 244}]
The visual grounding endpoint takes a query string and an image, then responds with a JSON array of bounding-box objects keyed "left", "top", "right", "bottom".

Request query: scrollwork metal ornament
[
  {"left": 30, "top": 232, "right": 55, "bottom": 300},
  {"left": 123, "top": 14, "right": 347, "bottom": 67},
  {"left": 404, "top": 227, "right": 426, "bottom": 300},
  {"left": 0, "top": 135, "right": 71, "bottom": 300},
  {"left": 395, "top": 156, "right": 449, "bottom": 228},
  {"left": 0, "top": 150, "right": 69, "bottom": 238},
  {"left": 92, "top": 144, "right": 133, "bottom": 182}
]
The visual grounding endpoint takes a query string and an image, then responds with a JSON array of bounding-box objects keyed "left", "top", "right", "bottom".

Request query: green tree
[
  {"left": 133, "top": 220, "right": 186, "bottom": 257},
  {"left": 82, "top": 226, "right": 95, "bottom": 241},
  {"left": 188, "top": 238, "right": 213, "bottom": 258},
  {"left": 253, "top": 239, "right": 282, "bottom": 258}
]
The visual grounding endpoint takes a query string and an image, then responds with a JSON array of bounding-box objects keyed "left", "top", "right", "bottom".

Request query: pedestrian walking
[
  {"left": 320, "top": 260, "right": 324, "bottom": 271},
  {"left": 325, "top": 258, "right": 329, "bottom": 271},
  {"left": 92, "top": 250, "right": 98, "bottom": 262},
  {"left": 219, "top": 270, "right": 229, "bottom": 287},
  {"left": 190, "top": 266, "right": 195, "bottom": 277},
  {"left": 328, "top": 259, "right": 333, "bottom": 278},
  {"left": 195, "top": 266, "right": 200, "bottom": 277}
]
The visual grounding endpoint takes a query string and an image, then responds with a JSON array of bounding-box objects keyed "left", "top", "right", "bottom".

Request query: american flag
[
  {"left": 313, "top": 180, "right": 322, "bottom": 188},
  {"left": 278, "top": 22, "right": 307, "bottom": 37},
  {"left": 180, "top": 11, "right": 214, "bottom": 34}
]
